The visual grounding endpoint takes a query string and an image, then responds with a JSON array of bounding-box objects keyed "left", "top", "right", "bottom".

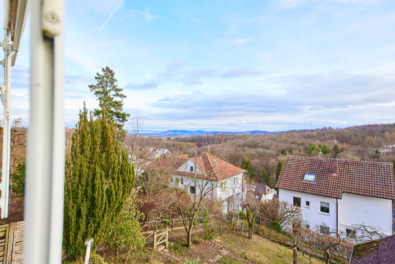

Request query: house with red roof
[
  {"left": 151, "top": 152, "right": 247, "bottom": 213},
  {"left": 249, "top": 183, "right": 277, "bottom": 202},
  {"left": 275, "top": 156, "right": 395, "bottom": 242}
]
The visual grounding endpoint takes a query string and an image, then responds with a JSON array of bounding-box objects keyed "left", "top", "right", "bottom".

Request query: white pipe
[
  {"left": 24, "top": 0, "right": 64, "bottom": 263},
  {"left": 84, "top": 239, "right": 94, "bottom": 264},
  {"left": 1, "top": 29, "right": 12, "bottom": 219}
]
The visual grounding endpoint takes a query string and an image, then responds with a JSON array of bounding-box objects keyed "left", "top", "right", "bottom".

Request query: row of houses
[{"left": 150, "top": 152, "right": 395, "bottom": 248}]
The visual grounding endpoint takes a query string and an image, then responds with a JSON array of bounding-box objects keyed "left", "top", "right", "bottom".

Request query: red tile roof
[
  {"left": 249, "top": 183, "right": 276, "bottom": 200},
  {"left": 275, "top": 156, "right": 395, "bottom": 200},
  {"left": 151, "top": 152, "right": 246, "bottom": 180}
]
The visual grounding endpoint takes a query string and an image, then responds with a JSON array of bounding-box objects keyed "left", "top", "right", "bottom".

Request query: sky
[{"left": 1, "top": 0, "right": 395, "bottom": 132}]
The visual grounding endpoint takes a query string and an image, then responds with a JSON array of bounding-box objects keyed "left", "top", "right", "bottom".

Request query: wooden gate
[{"left": 153, "top": 227, "right": 168, "bottom": 250}]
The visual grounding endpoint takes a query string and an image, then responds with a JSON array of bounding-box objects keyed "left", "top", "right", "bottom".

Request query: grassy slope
[{"left": 217, "top": 231, "right": 323, "bottom": 264}]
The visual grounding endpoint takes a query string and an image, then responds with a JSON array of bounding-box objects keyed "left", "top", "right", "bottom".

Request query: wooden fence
[{"left": 0, "top": 221, "right": 24, "bottom": 264}]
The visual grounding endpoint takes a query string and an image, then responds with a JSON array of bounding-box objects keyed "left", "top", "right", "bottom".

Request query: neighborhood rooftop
[
  {"left": 151, "top": 152, "right": 246, "bottom": 180},
  {"left": 275, "top": 155, "right": 395, "bottom": 200}
]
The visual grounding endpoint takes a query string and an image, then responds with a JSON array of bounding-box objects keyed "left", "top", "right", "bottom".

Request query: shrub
[
  {"left": 203, "top": 227, "right": 216, "bottom": 241},
  {"left": 89, "top": 253, "right": 105, "bottom": 264},
  {"left": 269, "top": 220, "right": 283, "bottom": 234}
]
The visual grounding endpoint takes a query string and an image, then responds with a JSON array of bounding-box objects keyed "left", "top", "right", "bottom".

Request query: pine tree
[
  {"left": 63, "top": 105, "right": 135, "bottom": 260},
  {"left": 11, "top": 160, "right": 25, "bottom": 195},
  {"left": 332, "top": 144, "right": 344, "bottom": 157},
  {"left": 241, "top": 157, "right": 254, "bottom": 181},
  {"left": 88, "top": 67, "right": 130, "bottom": 130}
]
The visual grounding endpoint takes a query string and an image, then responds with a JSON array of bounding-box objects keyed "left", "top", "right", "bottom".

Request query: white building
[
  {"left": 276, "top": 156, "right": 395, "bottom": 242},
  {"left": 152, "top": 152, "right": 247, "bottom": 214},
  {"left": 249, "top": 183, "right": 276, "bottom": 202}
]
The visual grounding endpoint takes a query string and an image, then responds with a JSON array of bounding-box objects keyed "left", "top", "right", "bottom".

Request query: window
[
  {"left": 181, "top": 178, "right": 184, "bottom": 184},
  {"left": 303, "top": 174, "right": 316, "bottom": 182},
  {"left": 255, "top": 196, "right": 259, "bottom": 199},
  {"left": 306, "top": 201, "right": 310, "bottom": 207},
  {"left": 175, "top": 178, "right": 180, "bottom": 185},
  {"left": 346, "top": 229, "right": 356, "bottom": 238},
  {"left": 293, "top": 197, "right": 301, "bottom": 207},
  {"left": 190, "top": 186, "right": 196, "bottom": 194},
  {"left": 320, "top": 225, "right": 330, "bottom": 235},
  {"left": 320, "top": 202, "right": 330, "bottom": 214},
  {"left": 190, "top": 166, "right": 193, "bottom": 172}
]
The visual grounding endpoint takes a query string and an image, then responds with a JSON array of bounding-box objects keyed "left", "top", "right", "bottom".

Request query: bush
[
  {"left": 203, "top": 227, "right": 216, "bottom": 241},
  {"left": 269, "top": 220, "right": 283, "bottom": 234},
  {"left": 105, "top": 196, "right": 145, "bottom": 254},
  {"left": 238, "top": 211, "right": 246, "bottom": 219},
  {"left": 89, "top": 253, "right": 105, "bottom": 264}
]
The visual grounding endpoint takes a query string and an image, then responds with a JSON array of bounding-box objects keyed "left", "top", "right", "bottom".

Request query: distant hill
[{"left": 131, "top": 129, "right": 280, "bottom": 138}]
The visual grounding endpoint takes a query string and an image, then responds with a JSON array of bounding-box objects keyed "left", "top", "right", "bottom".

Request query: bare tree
[
  {"left": 138, "top": 168, "right": 171, "bottom": 199},
  {"left": 169, "top": 154, "right": 226, "bottom": 247}
]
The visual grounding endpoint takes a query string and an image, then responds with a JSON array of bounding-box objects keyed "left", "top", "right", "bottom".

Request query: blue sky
[{"left": 1, "top": 0, "right": 395, "bottom": 131}]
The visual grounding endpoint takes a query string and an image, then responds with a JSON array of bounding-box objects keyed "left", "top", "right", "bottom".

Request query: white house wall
[
  {"left": 279, "top": 189, "right": 337, "bottom": 232},
  {"left": 171, "top": 173, "right": 245, "bottom": 214},
  {"left": 177, "top": 159, "right": 204, "bottom": 175},
  {"left": 338, "top": 193, "right": 392, "bottom": 236}
]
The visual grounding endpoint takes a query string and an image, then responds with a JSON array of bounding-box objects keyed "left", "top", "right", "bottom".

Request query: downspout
[{"left": 336, "top": 198, "right": 339, "bottom": 234}]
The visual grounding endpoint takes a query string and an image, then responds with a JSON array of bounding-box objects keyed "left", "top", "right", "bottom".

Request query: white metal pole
[
  {"left": 84, "top": 239, "right": 94, "bottom": 264},
  {"left": 24, "top": 0, "right": 64, "bottom": 263},
  {"left": 1, "top": 29, "right": 12, "bottom": 219}
]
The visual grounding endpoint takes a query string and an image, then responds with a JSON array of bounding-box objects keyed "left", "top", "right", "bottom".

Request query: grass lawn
[{"left": 217, "top": 231, "right": 324, "bottom": 264}]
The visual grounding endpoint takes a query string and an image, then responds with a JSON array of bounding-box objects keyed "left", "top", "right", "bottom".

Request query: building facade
[
  {"left": 276, "top": 156, "right": 395, "bottom": 242},
  {"left": 151, "top": 152, "right": 247, "bottom": 214}
]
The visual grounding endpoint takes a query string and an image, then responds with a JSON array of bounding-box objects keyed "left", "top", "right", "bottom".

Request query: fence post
[
  {"left": 219, "top": 220, "right": 222, "bottom": 235},
  {"left": 153, "top": 230, "right": 157, "bottom": 250},
  {"left": 165, "top": 227, "right": 169, "bottom": 248}
]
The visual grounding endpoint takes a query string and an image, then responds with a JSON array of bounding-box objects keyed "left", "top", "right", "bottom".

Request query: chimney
[
  {"left": 319, "top": 151, "right": 322, "bottom": 158},
  {"left": 333, "top": 157, "right": 338, "bottom": 176}
]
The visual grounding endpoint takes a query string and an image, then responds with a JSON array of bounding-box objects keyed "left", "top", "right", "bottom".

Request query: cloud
[
  {"left": 98, "top": 0, "right": 124, "bottom": 31},
  {"left": 181, "top": 69, "right": 217, "bottom": 85},
  {"left": 149, "top": 71, "right": 395, "bottom": 129},
  {"left": 222, "top": 67, "right": 263, "bottom": 78},
  {"left": 125, "top": 80, "right": 158, "bottom": 90},
  {"left": 129, "top": 8, "right": 155, "bottom": 21}
]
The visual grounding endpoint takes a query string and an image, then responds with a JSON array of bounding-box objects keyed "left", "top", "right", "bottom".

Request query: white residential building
[
  {"left": 276, "top": 156, "right": 395, "bottom": 242},
  {"left": 152, "top": 152, "right": 247, "bottom": 214}
]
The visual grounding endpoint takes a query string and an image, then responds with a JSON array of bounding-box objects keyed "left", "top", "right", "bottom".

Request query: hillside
[{"left": 136, "top": 124, "right": 395, "bottom": 187}]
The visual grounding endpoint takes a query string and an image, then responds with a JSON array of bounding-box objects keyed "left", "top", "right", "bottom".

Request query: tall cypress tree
[
  {"left": 262, "top": 170, "right": 269, "bottom": 186},
  {"left": 275, "top": 161, "right": 283, "bottom": 184},
  {"left": 63, "top": 105, "right": 134, "bottom": 259},
  {"left": 88, "top": 67, "right": 130, "bottom": 130},
  {"left": 241, "top": 157, "right": 254, "bottom": 181}
]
